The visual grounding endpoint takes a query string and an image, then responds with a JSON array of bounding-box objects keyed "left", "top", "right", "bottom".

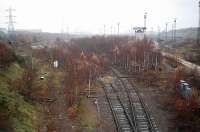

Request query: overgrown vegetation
[
  {"left": 168, "top": 66, "right": 200, "bottom": 131},
  {"left": 172, "top": 40, "right": 200, "bottom": 65},
  {"left": 0, "top": 41, "right": 16, "bottom": 69},
  {"left": 0, "top": 42, "right": 40, "bottom": 131},
  {"left": 114, "top": 38, "right": 162, "bottom": 72}
]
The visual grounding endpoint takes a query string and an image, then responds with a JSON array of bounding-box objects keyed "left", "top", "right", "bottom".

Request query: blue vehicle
[{"left": 179, "top": 80, "right": 192, "bottom": 100}]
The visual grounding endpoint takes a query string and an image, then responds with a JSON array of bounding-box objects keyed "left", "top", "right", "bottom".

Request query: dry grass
[{"left": 99, "top": 75, "right": 113, "bottom": 84}]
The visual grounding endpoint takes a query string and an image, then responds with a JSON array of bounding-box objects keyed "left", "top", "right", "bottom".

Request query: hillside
[
  {"left": 160, "top": 27, "right": 198, "bottom": 40},
  {"left": 0, "top": 42, "right": 41, "bottom": 131}
]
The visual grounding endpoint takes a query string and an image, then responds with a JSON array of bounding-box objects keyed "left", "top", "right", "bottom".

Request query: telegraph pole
[{"left": 6, "top": 7, "right": 16, "bottom": 44}]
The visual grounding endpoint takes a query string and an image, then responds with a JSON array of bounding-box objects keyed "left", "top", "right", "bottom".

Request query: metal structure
[
  {"left": 107, "top": 68, "right": 159, "bottom": 132},
  {"left": 102, "top": 83, "right": 135, "bottom": 131},
  {"left": 110, "top": 26, "right": 113, "bottom": 36},
  {"left": 171, "top": 23, "right": 174, "bottom": 40},
  {"left": 165, "top": 22, "right": 168, "bottom": 41},
  {"left": 7, "top": 7, "right": 15, "bottom": 32},
  {"left": 133, "top": 12, "right": 147, "bottom": 39},
  {"left": 6, "top": 7, "right": 16, "bottom": 44},
  {"left": 157, "top": 26, "right": 161, "bottom": 41},
  {"left": 173, "top": 19, "right": 176, "bottom": 41},
  {"left": 144, "top": 12, "right": 147, "bottom": 29},
  {"left": 133, "top": 27, "right": 146, "bottom": 33},
  {"left": 117, "top": 22, "right": 120, "bottom": 44},
  {"left": 117, "top": 22, "right": 120, "bottom": 36},
  {"left": 103, "top": 24, "right": 106, "bottom": 36}
]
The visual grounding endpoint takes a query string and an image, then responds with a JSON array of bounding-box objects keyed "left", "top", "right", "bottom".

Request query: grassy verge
[
  {"left": 77, "top": 97, "right": 97, "bottom": 132},
  {"left": 0, "top": 63, "right": 41, "bottom": 131}
]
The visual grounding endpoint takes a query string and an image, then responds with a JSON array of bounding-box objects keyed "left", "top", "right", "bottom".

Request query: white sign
[{"left": 53, "top": 60, "right": 58, "bottom": 68}]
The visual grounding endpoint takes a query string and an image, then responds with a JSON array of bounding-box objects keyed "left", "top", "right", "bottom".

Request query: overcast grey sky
[{"left": 0, "top": 0, "right": 199, "bottom": 34}]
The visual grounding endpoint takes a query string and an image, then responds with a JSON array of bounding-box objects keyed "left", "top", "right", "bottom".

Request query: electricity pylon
[{"left": 6, "top": 7, "right": 16, "bottom": 44}]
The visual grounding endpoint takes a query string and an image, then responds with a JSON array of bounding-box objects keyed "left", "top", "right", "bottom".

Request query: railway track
[
  {"left": 112, "top": 68, "right": 159, "bottom": 132},
  {"left": 102, "top": 83, "right": 135, "bottom": 132},
  {"left": 101, "top": 68, "right": 159, "bottom": 132}
]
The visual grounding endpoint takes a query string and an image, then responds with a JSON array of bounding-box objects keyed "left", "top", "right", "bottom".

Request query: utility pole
[
  {"left": 66, "top": 26, "right": 70, "bottom": 38},
  {"left": 165, "top": 22, "right": 168, "bottom": 41},
  {"left": 88, "top": 69, "right": 91, "bottom": 97},
  {"left": 144, "top": 12, "right": 147, "bottom": 29},
  {"left": 157, "top": 26, "right": 160, "bottom": 41},
  {"left": 174, "top": 18, "right": 177, "bottom": 41},
  {"left": 103, "top": 24, "right": 106, "bottom": 37},
  {"left": 110, "top": 26, "right": 114, "bottom": 48},
  {"left": 171, "top": 23, "right": 174, "bottom": 41},
  {"left": 110, "top": 26, "right": 113, "bottom": 36},
  {"left": 6, "top": 7, "right": 16, "bottom": 44},
  {"left": 60, "top": 17, "right": 65, "bottom": 34},
  {"left": 117, "top": 22, "right": 120, "bottom": 36},
  {"left": 130, "top": 25, "right": 134, "bottom": 39},
  {"left": 144, "top": 12, "right": 147, "bottom": 38},
  {"left": 117, "top": 22, "right": 120, "bottom": 44}
]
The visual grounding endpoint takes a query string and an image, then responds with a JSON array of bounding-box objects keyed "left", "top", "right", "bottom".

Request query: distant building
[{"left": 15, "top": 29, "right": 42, "bottom": 33}]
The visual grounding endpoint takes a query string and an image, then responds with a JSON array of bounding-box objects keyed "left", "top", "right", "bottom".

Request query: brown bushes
[{"left": 0, "top": 42, "right": 16, "bottom": 69}]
